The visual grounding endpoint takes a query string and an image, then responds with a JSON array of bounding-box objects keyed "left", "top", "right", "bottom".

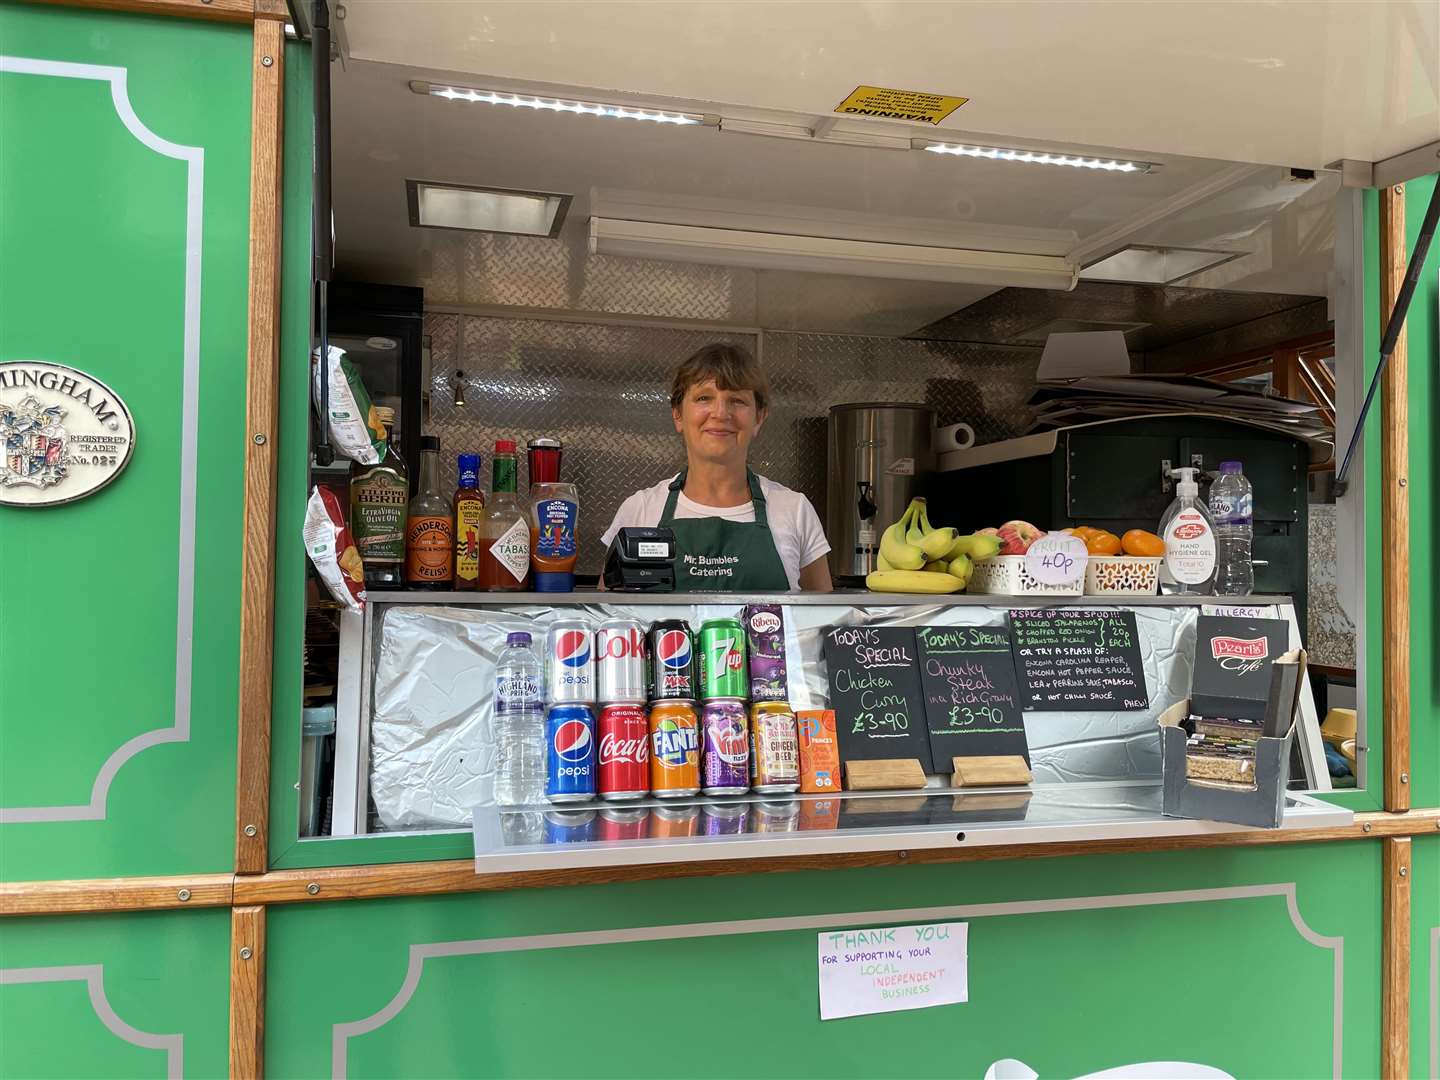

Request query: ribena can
[
  {"left": 702, "top": 803, "right": 748, "bottom": 835},
  {"left": 595, "top": 618, "right": 647, "bottom": 703},
  {"left": 648, "top": 620, "right": 697, "bottom": 701},
  {"left": 743, "top": 604, "right": 789, "bottom": 702},
  {"left": 748, "top": 702, "right": 800, "bottom": 794},
  {"left": 597, "top": 702, "right": 649, "bottom": 800},
  {"left": 596, "top": 806, "right": 649, "bottom": 841},
  {"left": 544, "top": 703, "right": 596, "bottom": 802},
  {"left": 698, "top": 617, "right": 748, "bottom": 701},
  {"left": 544, "top": 619, "right": 595, "bottom": 704},
  {"left": 752, "top": 801, "right": 800, "bottom": 832},
  {"left": 648, "top": 700, "right": 701, "bottom": 797},
  {"left": 701, "top": 699, "right": 749, "bottom": 795},
  {"left": 543, "top": 809, "right": 596, "bottom": 843},
  {"left": 649, "top": 804, "right": 700, "bottom": 838}
]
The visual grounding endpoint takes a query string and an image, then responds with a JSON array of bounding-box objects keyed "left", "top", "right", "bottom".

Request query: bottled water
[
  {"left": 1209, "top": 461, "right": 1254, "bottom": 596},
  {"left": 493, "top": 631, "right": 546, "bottom": 806}
]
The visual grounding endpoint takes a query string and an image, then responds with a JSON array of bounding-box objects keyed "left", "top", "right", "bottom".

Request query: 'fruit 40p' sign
[{"left": 0, "top": 361, "right": 135, "bottom": 507}]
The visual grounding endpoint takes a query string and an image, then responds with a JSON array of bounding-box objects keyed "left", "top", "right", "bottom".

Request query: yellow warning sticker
[{"left": 833, "top": 85, "right": 968, "bottom": 126}]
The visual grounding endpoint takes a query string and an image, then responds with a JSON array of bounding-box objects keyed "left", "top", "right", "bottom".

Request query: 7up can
[{"left": 698, "top": 618, "right": 748, "bottom": 701}]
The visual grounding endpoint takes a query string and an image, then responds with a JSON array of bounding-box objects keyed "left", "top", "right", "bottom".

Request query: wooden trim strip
[
  {"left": 0, "top": 874, "right": 233, "bottom": 917},
  {"left": 233, "top": 808, "right": 1440, "bottom": 907},
  {"left": 228, "top": 905, "right": 267, "bottom": 1079},
  {"left": 33, "top": 0, "right": 274, "bottom": 23},
  {"left": 235, "top": 18, "right": 286, "bottom": 875},
  {"left": 1382, "top": 837, "right": 1411, "bottom": 1077},
  {"left": 1379, "top": 186, "right": 1412, "bottom": 813}
]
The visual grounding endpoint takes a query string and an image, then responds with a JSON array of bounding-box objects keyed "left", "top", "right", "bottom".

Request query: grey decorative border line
[
  {"left": 0, "top": 964, "right": 183, "bottom": 1078},
  {"left": 332, "top": 883, "right": 1343, "bottom": 1079},
  {"left": 0, "top": 56, "right": 202, "bottom": 824},
  {"left": 1430, "top": 925, "right": 1437, "bottom": 1080}
]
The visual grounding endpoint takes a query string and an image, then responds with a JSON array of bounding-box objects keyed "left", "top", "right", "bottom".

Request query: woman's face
[{"left": 673, "top": 378, "right": 765, "bottom": 466}]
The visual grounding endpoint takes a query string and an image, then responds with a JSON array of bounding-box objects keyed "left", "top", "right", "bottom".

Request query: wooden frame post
[
  {"left": 229, "top": 905, "right": 267, "bottom": 1077},
  {"left": 235, "top": 15, "right": 286, "bottom": 874},
  {"left": 1381, "top": 837, "right": 1411, "bottom": 1077},
  {"left": 1378, "top": 186, "right": 1411, "bottom": 813}
]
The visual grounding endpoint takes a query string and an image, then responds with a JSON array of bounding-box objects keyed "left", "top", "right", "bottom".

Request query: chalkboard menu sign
[
  {"left": 821, "top": 626, "right": 934, "bottom": 772},
  {"left": 1009, "top": 609, "right": 1148, "bottom": 711},
  {"left": 915, "top": 625, "right": 1030, "bottom": 766}
]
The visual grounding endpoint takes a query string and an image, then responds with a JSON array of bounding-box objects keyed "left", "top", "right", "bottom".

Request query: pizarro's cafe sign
[{"left": 0, "top": 361, "right": 136, "bottom": 507}]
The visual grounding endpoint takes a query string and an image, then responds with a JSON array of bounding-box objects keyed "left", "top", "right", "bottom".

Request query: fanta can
[{"left": 648, "top": 700, "right": 701, "bottom": 797}]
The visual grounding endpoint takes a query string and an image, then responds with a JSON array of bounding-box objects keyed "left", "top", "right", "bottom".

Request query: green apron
[{"left": 658, "top": 469, "right": 790, "bottom": 592}]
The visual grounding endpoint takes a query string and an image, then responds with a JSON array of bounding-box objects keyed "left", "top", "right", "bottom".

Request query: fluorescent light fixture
[
  {"left": 915, "top": 139, "right": 1158, "bottom": 174},
  {"left": 409, "top": 80, "right": 717, "bottom": 127},
  {"left": 1080, "top": 244, "right": 1244, "bottom": 285},
  {"left": 589, "top": 218, "right": 1078, "bottom": 290},
  {"left": 406, "top": 180, "right": 571, "bottom": 237}
]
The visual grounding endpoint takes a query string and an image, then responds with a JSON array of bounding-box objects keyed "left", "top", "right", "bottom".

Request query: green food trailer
[{"left": 2, "top": 2, "right": 1437, "bottom": 1077}]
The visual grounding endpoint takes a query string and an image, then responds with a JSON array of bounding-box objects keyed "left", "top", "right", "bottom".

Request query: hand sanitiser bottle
[{"left": 1158, "top": 467, "right": 1217, "bottom": 595}]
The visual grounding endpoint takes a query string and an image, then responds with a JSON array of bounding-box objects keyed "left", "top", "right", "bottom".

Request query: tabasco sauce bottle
[
  {"left": 479, "top": 439, "right": 530, "bottom": 591},
  {"left": 404, "top": 435, "right": 454, "bottom": 589},
  {"left": 453, "top": 453, "right": 486, "bottom": 590}
]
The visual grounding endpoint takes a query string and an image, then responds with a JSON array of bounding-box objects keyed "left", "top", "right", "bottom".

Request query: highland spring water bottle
[
  {"left": 493, "top": 631, "right": 546, "bottom": 806},
  {"left": 1209, "top": 461, "right": 1254, "bottom": 596}
]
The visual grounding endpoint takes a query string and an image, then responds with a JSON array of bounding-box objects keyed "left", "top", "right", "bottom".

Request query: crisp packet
[
  {"left": 311, "top": 345, "right": 386, "bottom": 464},
  {"left": 303, "top": 485, "right": 365, "bottom": 613},
  {"left": 796, "top": 709, "right": 842, "bottom": 794}
]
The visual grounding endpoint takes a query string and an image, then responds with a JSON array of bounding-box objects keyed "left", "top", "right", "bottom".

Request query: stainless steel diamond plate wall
[{"left": 428, "top": 313, "right": 1038, "bottom": 575}]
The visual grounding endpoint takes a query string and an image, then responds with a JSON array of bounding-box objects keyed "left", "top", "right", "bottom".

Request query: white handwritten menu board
[
  {"left": 821, "top": 626, "right": 934, "bottom": 772},
  {"left": 1009, "top": 609, "right": 1148, "bottom": 711},
  {"left": 915, "top": 625, "right": 1030, "bottom": 766}
]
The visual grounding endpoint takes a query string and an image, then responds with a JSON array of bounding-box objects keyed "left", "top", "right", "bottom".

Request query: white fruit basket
[
  {"left": 969, "top": 555, "right": 1084, "bottom": 596},
  {"left": 1083, "top": 555, "right": 1163, "bottom": 596}
]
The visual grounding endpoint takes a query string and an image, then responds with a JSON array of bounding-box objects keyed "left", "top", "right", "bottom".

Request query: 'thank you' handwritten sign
[{"left": 818, "top": 922, "right": 969, "bottom": 1020}]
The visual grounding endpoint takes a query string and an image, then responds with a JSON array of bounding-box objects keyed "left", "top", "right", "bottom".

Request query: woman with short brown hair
[{"left": 600, "top": 344, "right": 832, "bottom": 592}]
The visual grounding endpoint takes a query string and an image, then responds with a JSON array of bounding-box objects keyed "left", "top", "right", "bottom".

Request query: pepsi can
[
  {"left": 545, "top": 620, "right": 595, "bottom": 705},
  {"left": 543, "top": 809, "right": 596, "bottom": 843},
  {"left": 648, "top": 619, "right": 697, "bottom": 701},
  {"left": 595, "top": 619, "right": 647, "bottom": 703},
  {"left": 545, "top": 703, "right": 596, "bottom": 802}
]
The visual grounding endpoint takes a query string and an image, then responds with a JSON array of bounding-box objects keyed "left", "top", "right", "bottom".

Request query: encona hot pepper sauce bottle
[{"left": 452, "top": 453, "right": 486, "bottom": 590}]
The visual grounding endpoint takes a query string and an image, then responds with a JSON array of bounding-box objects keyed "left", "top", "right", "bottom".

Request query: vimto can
[
  {"left": 545, "top": 620, "right": 595, "bottom": 704},
  {"left": 648, "top": 700, "right": 701, "bottom": 797},
  {"left": 702, "top": 803, "right": 749, "bottom": 835},
  {"left": 544, "top": 704, "right": 596, "bottom": 802},
  {"left": 595, "top": 618, "right": 647, "bottom": 703},
  {"left": 698, "top": 617, "right": 748, "bottom": 701},
  {"left": 648, "top": 620, "right": 697, "bottom": 701},
  {"left": 543, "top": 809, "right": 596, "bottom": 843},
  {"left": 597, "top": 702, "right": 649, "bottom": 800},
  {"left": 701, "top": 699, "right": 750, "bottom": 795},
  {"left": 748, "top": 702, "right": 800, "bottom": 794}
]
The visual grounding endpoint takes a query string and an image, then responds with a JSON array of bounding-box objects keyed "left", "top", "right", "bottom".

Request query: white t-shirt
[{"left": 600, "top": 474, "right": 831, "bottom": 591}]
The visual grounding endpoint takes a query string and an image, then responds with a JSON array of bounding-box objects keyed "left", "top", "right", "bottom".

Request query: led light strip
[
  {"left": 410, "top": 81, "right": 715, "bottom": 127},
  {"left": 917, "top": 140, "right": 1157, "bottom": 173}
]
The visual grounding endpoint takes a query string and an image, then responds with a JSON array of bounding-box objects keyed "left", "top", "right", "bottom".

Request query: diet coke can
[
  {"left": 597, "top": 702, "right": 650, "bottom": 800},
  {"left": 595, "top": 618, "right": 647, "bottom": 703},
  {"left": 544, "top": 619, "right": 595, "bottom": 704},
  {"left": 701, "top": 699, "right": 750, "bottom": 795}
]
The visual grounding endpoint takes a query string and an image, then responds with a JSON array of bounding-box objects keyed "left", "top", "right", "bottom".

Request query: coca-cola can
[
  {"left": 595, "top": 618, "right": 647, "bottom": 703},
  {"left": 596, "top": 806, "right": 649, "bottom": 841},
  {"left": 597, "top": 702, "right": 650, "bottom": 800}
]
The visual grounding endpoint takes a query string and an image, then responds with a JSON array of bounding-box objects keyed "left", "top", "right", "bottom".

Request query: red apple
[{"left": 996, "top": 520, "right": 1044, "bottom": 555}]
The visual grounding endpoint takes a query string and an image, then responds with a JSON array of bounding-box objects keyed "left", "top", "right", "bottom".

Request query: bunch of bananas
[{"left": 866, "top": 498, "right": 1003, "bottom": 593}]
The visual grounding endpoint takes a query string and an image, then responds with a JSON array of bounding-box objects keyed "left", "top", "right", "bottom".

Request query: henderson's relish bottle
[
  {"left": 404, "top": 435, "right": 454, "bottom": 589},
  {"left": 348, "top": 405, "right": 408, "bottom": 589},
  {"left": 479, "top": 439, "right": 530, "bottom": 591},
  {"left": 453, "top": 453, "right": 486, "bottom": 590}
]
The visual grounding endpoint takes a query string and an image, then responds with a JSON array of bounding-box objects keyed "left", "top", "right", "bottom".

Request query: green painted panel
[
  {"left": 267, "top": 842, "right": 1380, "bottom": 1078},
  {"left": 0, "top": 6, "right": 251, "bottom": 878},
  {"left": 1413, "top": 835, "right": 1439, "bottom": 1080},
  {"left": 0, "top": 908, "right": 230, "bottom": 1078}
]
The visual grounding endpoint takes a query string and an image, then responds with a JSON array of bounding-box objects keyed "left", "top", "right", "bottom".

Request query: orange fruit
[
  {"left": 1121, "top": 529, "right": 1166, "bottom": 557},
  {"left": 1085, "top": 531, "right": 1122, "bottom": 555}
]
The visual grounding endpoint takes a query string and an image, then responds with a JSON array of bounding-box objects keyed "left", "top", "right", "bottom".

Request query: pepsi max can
[
  {"left": 595, "top": 618, "right": 647, "bottom": 703},
  {"left": 648, "top": 620, "right": 697, "bottom": 701},
  {"left": 543, "top": 809, "right": 596, "bottom": 843},
  {"left": 545, "top": 703, "right": 596, "bottom": 802},
  {"left": 545, "top": 620, "right": 595, "bottom": 705}
]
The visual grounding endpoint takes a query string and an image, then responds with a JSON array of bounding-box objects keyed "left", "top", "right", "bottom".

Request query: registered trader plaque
[{"left": 0, "top": 360, "right": 136, "bottom": 507}]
